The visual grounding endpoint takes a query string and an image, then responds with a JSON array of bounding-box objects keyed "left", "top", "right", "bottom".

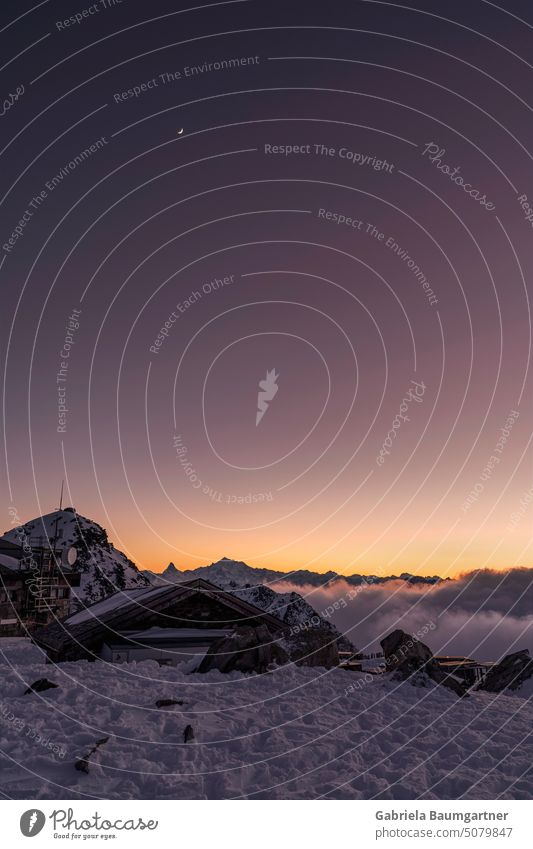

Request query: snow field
[{"left": 1, "top": 639, "right": 533, "bottom": 800}]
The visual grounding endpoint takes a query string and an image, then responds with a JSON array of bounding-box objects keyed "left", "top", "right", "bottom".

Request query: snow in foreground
[{"left": 1, "top": 639, "right": 532, "bottom": 800}]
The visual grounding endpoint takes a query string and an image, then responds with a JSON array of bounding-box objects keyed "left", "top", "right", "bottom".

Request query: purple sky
[{"left": 1, "top": 0, "right": 532, "bottom": 575}]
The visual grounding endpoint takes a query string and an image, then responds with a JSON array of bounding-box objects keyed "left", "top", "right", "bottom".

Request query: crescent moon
[{"left": 177, "top": 128, "right": 184, "bottom": 135}]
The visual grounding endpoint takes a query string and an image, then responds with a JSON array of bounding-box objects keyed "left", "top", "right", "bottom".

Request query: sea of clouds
[{"left": 275, "top": 568, "right": 533, "bottom": 661}]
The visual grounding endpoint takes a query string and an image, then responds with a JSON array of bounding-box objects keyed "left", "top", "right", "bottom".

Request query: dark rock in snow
[
  {"left": 198, "top": 624, "right": 288, "bottom": 674},
  {"left": 198, "top": 618, "right": 339, "bottom": 674},
  {"left": 381, "top": 629, "right": 433, "bottom": 675},
  {"left": 478, "top": 650, "right": 533, "bottom": 693},
  {"left": 155, "top": 698, "right": 184, "bottom": 708},
  {"left": 24, "top": 678, "right": 58, "bottom": 694},
  {"left": 284, "top": 626, "right": 340, "bottom": 669},
  {"left": 74, "top": 736, "right": 109, "bottom": 773},
  {"left": 381, "top": 629, "right": 468, "bottom": 697},
  {"left": 183, "top": 725, "right": 194, "bottom": 743}
]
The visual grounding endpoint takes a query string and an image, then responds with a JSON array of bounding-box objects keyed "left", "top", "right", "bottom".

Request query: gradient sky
[{"left": 1, "top": 0, "right": 532, "bottom": 576}]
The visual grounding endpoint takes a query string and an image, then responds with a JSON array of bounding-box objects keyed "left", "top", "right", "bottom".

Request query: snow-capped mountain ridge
[{"left": 145, "top": 556, "right": 443, "bottom": 590}]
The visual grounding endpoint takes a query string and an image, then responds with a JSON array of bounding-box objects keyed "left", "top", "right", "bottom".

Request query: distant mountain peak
[{"left": 210, "top": 556, "right": 244, "bottom": 566}]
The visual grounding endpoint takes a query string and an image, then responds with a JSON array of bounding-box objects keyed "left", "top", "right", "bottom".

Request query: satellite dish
[{"left": 62, "top": 547, "right": 78, "bottom": 566}]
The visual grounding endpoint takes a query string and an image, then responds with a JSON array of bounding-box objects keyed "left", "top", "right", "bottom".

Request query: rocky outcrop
[
  {"left": 198, "top": 620, "right": 341, "bottom": 674},
  {"left": 381, "top": 629, "right": 433, "bottom": 674},
  {"left": 381, "top": 629, "right": 468, "bottom": 697},
  {"left": 234, "top": 584, "right": 353, "bottom": 652},
  {"left": 478, "top": 650, "right": 533, "bottom": 693},
  {"left": 197, "top": 625, "right": 288, "bottom": 674},
  {"left": 284, "top": 626, "right": 340, "bottom": 669}
]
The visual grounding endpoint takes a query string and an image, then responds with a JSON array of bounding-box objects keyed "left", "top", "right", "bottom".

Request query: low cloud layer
[{"left": 275, "top": 568, "right": 533, "bottom": 661}]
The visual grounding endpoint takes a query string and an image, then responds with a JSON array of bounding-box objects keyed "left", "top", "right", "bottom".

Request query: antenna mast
[{"left": 51, "top": 479, "right": 64, "bottom": 560}]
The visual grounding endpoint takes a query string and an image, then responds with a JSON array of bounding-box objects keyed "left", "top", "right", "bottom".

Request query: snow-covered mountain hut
[{"left": 32, "top": 578, "right": 286, "bottom": 667}]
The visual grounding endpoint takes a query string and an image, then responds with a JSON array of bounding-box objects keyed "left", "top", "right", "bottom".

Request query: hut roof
[{"left": 32, "top": 578, "right": 286, "bottom": 656}]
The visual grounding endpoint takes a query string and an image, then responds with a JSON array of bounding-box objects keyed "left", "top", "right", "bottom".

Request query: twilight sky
[{"left": 1, "top": 0, "right": 532, "bottom": 575}]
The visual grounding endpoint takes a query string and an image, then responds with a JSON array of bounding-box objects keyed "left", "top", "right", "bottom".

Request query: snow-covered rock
[
  {"left": 233, "top": 584, "right": 354, "bottom": 658},
  {"left": 478, "top": 650, "right": 533, "bottom": 693},
  {"left": 234, "top": 584, "right": 324, "bottom": 627},
  {"left": 2, "top": 509, "right": 149, "bottom": 606}
]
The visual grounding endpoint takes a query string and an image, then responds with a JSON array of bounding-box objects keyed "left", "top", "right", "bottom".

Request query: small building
[
  {"left": 434, "top": 655, "right": 495, "bottom": 687},
  {"left": 0, "top": 538, "right": 81, "bottom": 636},
  {"left": 32, "top": 578, "right": 286, "bottom": 667},
  {"left": 338, "top": 651, "right": 363, "bottom": 672}
]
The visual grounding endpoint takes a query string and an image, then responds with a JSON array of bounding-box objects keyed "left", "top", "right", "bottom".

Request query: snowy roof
[{"left": 66, "top": 586, "right": 170, "bottom": 625}]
